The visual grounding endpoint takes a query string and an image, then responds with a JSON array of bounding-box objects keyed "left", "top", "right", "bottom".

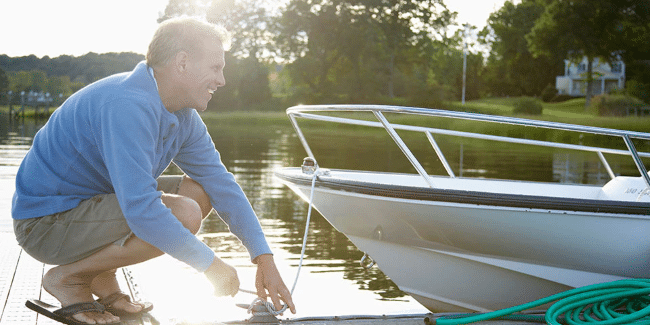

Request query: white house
[{"left": 555, "top": 56, "right": 625, "bottom": 96}]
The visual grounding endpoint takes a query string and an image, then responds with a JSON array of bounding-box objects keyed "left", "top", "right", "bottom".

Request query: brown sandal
[{"left": 96, "top": 292, "right": 153, "bottom": 317}]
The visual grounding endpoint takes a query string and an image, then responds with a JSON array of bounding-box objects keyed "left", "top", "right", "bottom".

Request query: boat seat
[{"left": 599, "top": 176, "right": 650, "bottom": 202}]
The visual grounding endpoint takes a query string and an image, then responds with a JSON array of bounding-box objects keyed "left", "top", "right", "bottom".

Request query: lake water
[{"left": 0, "top": 111, "right": 646, "bottom": 324}]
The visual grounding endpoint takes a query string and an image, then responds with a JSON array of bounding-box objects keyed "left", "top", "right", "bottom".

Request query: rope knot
[{"left": 247, "top": 297, "right": 288, "bottom": 316}]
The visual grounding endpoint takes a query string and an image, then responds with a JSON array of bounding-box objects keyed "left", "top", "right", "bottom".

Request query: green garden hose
[{"left": 436, "top": 279, "right": 650, "bottom": 325}]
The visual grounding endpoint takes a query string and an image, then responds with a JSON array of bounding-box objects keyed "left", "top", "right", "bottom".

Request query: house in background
[{"left": 555, "top": 57, "right": 625, "bottom": 96}]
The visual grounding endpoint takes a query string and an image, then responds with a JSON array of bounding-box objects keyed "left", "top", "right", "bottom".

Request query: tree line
[
  {"left": 2, "top": 0, "right": 649, "bottom": 111},
  {"left": 0, "top": 53, "right": 145, "bottom": 105}
]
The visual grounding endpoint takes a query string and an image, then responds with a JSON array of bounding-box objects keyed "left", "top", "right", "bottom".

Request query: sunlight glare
[{"left": 0, "top": 0, "right": 168, "bottom": 57}]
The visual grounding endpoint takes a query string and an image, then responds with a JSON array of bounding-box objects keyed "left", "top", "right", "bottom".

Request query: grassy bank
[
  {"left": 0, "top": 105, "right": 55, "bottom": 118},
  {"left": 447, "top": 97, "right": 650, "bottom": 133},
  {"left": 2, "top": 97, "right": 648, "bottom": 133}
]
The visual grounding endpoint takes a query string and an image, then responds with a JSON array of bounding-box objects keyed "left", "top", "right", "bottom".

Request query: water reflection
[{"left": 0, "top": 114, "right": 47, "bottom": 178}]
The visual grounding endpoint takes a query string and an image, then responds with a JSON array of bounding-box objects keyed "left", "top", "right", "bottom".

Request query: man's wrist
[{"left": 253, "top": 253, "right": 274, "bottom": 265}]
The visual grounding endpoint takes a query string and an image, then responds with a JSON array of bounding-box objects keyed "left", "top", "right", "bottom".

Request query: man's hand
[
  {"left": 254, "top": 254, "right": 296, "bottom": 314},
  {"left": 204, "top": 255, "right": 240, "bottom": 297}
]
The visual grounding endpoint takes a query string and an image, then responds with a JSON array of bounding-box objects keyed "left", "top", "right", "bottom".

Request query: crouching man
[{"left": 12, "top": 17, "right": 295, "bottom": 325}]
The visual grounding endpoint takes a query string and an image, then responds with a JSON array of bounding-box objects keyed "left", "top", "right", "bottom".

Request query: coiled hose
[{"left": 436, "top": 279, "right": 650, "bottom": 324}]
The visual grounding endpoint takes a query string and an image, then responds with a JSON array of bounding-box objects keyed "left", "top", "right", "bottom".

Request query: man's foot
[
  {"left": 42, "top": 267, "right": 120, "bottom": 324},
  {"left": 97, "top": 292, "right": 153, "bottom": 317},
  {"left": 91, "top": 270, "right": 150, "bottom": 315}
]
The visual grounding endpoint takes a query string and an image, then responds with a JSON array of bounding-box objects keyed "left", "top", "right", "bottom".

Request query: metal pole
[
  {"left": 462, "top": 25, "right": 468, "bottom": 105},
  {"left": 462, "top": 48, "right": 467, "bottom": 105},
  {"left": 373, "top": 111, "right": 435, "bottom": 188},
  {"left": 623, "top": 135, "right": 650, "bottom": 188}
]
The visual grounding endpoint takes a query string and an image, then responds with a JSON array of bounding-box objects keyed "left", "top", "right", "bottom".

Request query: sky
[{"left": 0, "top": 0, "right": 510, "bottom": 58}]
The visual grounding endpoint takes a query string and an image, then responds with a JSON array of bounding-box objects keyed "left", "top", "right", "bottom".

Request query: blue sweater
[{"left": 12, "top": 62, "right": 272, "bottom": 272}]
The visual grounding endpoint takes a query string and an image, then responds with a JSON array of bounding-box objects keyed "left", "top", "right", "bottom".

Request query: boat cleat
[
  {"left": 301, "top": 157, "right": 330, "bottom": 176},
  {"left": 235, "top": 302, "right": 280, "bottom": 324},
  {"left": 301, "top": 157, "right": 318, "bottom": 174}
]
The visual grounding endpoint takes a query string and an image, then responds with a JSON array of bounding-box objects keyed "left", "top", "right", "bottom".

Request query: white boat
[{"left": 274, "top": 104, "right": 650, "bottom": 313}]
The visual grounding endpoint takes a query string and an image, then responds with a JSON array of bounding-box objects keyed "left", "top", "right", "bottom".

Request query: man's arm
[
  {"left": 172, "top": 110, "right": 273, "bottom": 261},
  {"left": 173, "top": 111, "right": 294, "bottom": 311}
]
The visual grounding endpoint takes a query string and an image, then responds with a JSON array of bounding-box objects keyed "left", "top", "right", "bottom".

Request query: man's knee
[
  {"left": 179, "top": 177, "right": 212, "bottom": 218},
  {"left": 163, "top": 195, "right": 203, "bottom": 234}
]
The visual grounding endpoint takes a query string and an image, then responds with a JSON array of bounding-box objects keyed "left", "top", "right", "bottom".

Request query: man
[{"left": 12, "top": 17, "right": 295, "bottom": 325}]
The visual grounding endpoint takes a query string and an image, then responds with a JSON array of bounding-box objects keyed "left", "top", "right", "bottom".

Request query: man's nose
[{"left": 216, "top": 72, "right": 225, "bottom": 87}]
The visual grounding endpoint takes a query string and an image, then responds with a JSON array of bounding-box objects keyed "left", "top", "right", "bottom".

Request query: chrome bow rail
[{"left": 286, "top": 104, "right": 650, "bottom": 189}]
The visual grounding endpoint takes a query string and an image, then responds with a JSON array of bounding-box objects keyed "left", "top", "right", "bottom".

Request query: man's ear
[{"left": 175, "top": 51, "right": 190, "bottom": 73}]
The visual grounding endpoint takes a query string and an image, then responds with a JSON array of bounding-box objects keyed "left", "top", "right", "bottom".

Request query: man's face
[{"left": 183, "top": 40, "right": 226, "bottom": 111}]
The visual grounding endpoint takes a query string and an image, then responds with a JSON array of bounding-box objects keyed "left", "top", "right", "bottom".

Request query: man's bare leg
[
  {"left": 87, "top": 177, "right": 213, "bottom": 316},
  {"left": 42, "top": 236, "right": 163, "bottom": 324},
  {"left": 43, "top": 177, "right": 212, "bottom": 324},
  {"left": 90, "top": 269, "right": 146, "bottom": 314}
]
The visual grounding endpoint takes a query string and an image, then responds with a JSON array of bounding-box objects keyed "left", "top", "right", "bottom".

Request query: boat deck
[{"left": 0, "top": 176, "right": 544, "bottom": 325}]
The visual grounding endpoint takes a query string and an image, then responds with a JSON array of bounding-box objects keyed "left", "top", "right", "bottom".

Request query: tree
[
  {"left": 46, "top": 76, "right": 73, "bottom": 97},
  {"left": 29, "top": 70, "right": 48, "bottom": 92},
  {"left": 276, "top": 0, "right": 454, "bottom": 103},
  {"left": 276, "top": 0, "right": 374, "bottom": 102},
  {"left": 366, "top": 0, "right": 453, "bottom": 98},
  {"left": 480, "top": 0, "right": 562, "bottom": 97},
  {"left": 527, "top": 0, "right": 650, "bottom": 108},
  {"left": 237, "top": 57, "right": 272, "bottom": 108},
  {"left": 8, "top": 71, "right": 31, "bottom": 93},
  {"left": 0, "top": 68, "right": 8, "bottom": 93}
]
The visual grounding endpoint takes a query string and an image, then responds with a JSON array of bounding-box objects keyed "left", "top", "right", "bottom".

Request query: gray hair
[{"left": 146, "top": 17, "right": 231, "bottom": 68}]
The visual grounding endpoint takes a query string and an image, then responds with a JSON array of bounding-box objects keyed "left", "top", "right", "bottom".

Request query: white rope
[{"left": 241, "top": 168, "right": 321, "bottom": 316}]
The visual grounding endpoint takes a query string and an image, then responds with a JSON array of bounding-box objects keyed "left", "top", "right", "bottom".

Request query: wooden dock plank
[
  {"left": 0, "top": 249, "right": 44, "bottom": 325},
  {"left": 0, "top": 235, "right": 22, "bottom": 322}
]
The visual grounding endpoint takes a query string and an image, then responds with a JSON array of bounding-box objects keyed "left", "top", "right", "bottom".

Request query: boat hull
[{"left": 275, "top": 168, "right": 650, "bottom": 312}]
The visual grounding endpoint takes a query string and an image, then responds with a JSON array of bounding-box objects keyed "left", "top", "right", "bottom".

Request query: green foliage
[
  {"left": 208, "top": 53, "right": 277, "bottom": 111},
  {"left": 6, "top": 70, "right": 75, "bottom": 97},
  {"left": 625, "top": 61, "right": 650, "bottom": 105},
  {"left": 540, "top": 84, "right": 558, "bottom": 102},
  {"left": 0, "top": 68, "right": 8, "bottom": 93},
  {"left": 481, "top": 0, "right": 562, "bottom": 97},
  {"left": 0, "top": 53, "right": 144, "bottom": 84},
  {"left": 237, "top": 57, "right": 272, "bottom": 107},
  {"left": 0, "top": 52, "right": 144, "bottom": 105},
  {"left": 276, "top": 0, "right": 454, "bottom": 104},
  {"left": 429, "top": 44, "right": 484, "bottom": 101},
  {"left": 589, "top": 94, "right": 648, "bottom": 116},
  {"left": 405, "top": 81, "right": 451, "bottom": 109},
  {"left": 512, "top": 96, "right": 543, "bottom": 115},
  {"left": 626, "top": 80, "right": 650, "bottom": 105}
]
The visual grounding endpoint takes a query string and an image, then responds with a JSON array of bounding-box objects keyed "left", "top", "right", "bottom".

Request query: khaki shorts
[{"left": 14, "top": 175, "right": 185, "bottom": 265}]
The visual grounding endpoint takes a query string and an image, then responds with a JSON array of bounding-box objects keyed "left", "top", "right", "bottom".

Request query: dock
[
  {"left": 0, "top": 175, "right": 545, "bottom": 325},
  {"left": 0, "top": 176, "right": 156, "bottom": 325}
]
